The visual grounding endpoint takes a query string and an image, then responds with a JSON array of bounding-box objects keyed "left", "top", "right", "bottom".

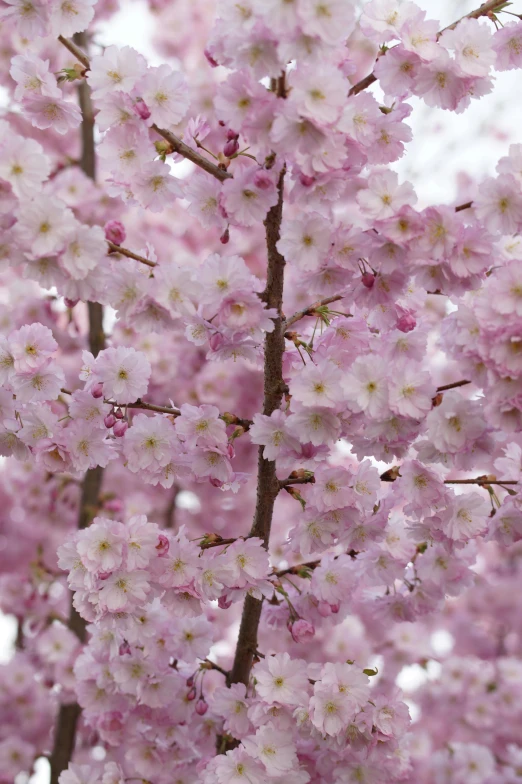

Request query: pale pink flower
[
  {"left": 474, "top": 174, "right": 522, "bottom": 234},
  {"left": 88, "top": 45, "right": 147, "bottom": 100},
  {"left": 99, "top": 569, "right": 150, "bottom": 612},
  {"left": 212, "top": 683, "right": 252, "bottom": 737},
  {"left": 221, "top": 537, "right": 268, "bottom": 587},
  {"left": 23, "top": 93, "right": 82, "bottom": 135},
  {"left": 388, "top": 365, "right": 435, "bottom": 418},
  {"left": 342, "top": 355, "right": 389, "bottom": 419},
  {"left": 357, "top": 169, "right": 416, "bottom": 220},
  {"left": 61, "top": 223, "right": 106, "bottom": 280},
  {"left": 49, "top": 0, "right": 96, "bottom": 36},
  {"left": 132, "top": 160, "right": 182, "bottom": 212},
  {"left": 289, "top": 64, "right": 347, "bottom": 126},
  {"left": 299, "top": 0, "right": 355, "bottom": 46},
  {"left": 442, "top": 492, "right": 489, "bottom": 541},
  {"left": 94, "top": 346, "right": 151, "bottom": 404},
  {"left": 246, "top": 725, "right": 298, "bottom": 776},
  {"left": 58, "top": 764, "right": 100, "bottom": 784},
  {"left": 277, "top": 214, "right": 331, "bottom": 271},
  {"left": 175, "top": 403, "right": 227, "bottom": 449},
  {"left": 309, "top": 684, "right": 357, "bottom": 736},
  {"left": 286, "top": 406, "right": 341, "bottom": 446},
  {"left": 254, "top": 652, "right": 309, "bottom": 706},
  {"left": 401, "top": 12, "right": 440, "bottom": 61},
  {"left": 250, "top": 409, "right": 300, "bottom": 460},
  {"left": 221, "top": 167, "right": 278, "bottom": 228},
  {"left": 15, "top": 197, "right": 76, "bottom": 256},
  {"left": 11, "top": 359, "right": 65, "bottom": 403},
  {"left": 66, "top": 420, "right": 115, "bottom": 471},
  {"left": 291, "top": 360, "right": 344, "bottom": 409},
  {"left": 0, "top": 135, "right": 50, "bottom": 200},
  {"left": 0, "top": 0, "right": 49, "bottom": 37},
  {"left": 9, "top": 53, "right": 60, "bottom": 101},
  {"left": 123, "top": 414, "right": 178, "bottom": 472},
  {"left": 493, "top": 22, "right": 522, "bottom": 71},
  {"left": 10, "top": 322, "right": 57, "bottom": 372},
  {"left": 360, "top": 0, "right": 418, "bottom": 42},
  {"left": 138, "top": 64, "right": 189, "bottom": 127},
  {"left": 311, "top": 553, "right": 353, "bottom": 603},
  {"left": 440, "top": 18, "right": 495, "bottom": 77},
  {"left": 213, "top": 747, "right": 264, "bottom": 784},
  {"left": 76, "top": 518, "right": 125, "bottom": 573}
]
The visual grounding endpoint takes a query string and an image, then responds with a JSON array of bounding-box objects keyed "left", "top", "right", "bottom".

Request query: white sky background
[{"left": 3, "top": 0, "right": 522, "bottom": 780}]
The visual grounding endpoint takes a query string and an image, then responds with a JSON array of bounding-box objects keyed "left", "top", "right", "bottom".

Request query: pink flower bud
[
  {"left": 330, "top": 603, "right": 340, "bottom": 614},
  {"left": 187, "top": 687, "right": 197, "bottom": 701},
  {"left": 104, "top": 220, "right": 126, "bottom": 246},
  {"left": 253, "top": 170, "right": 272, "bottom": 190},
  {"left": 104, "top": 498, "right": 124, "bottom": 513},
  {"left": 113, "top": 420, "right": 128, "bottom": 437},
  {"left": 91, "top": 382, "right": 104, "bottom": 399},
  {"left": 317, "top": 601, "right": 332, "bottom": 618},
  {"left": 132, "top": 97, "right": 151, "bottom": 120},
  {"left": 186, "top": 675, "right": 194, "bottom": 688},
  {"left": 204, "top": 49, "right": 219, "bottom": 67},
  {"left": 119, "top": 640, "right": 132, "bottom": 656},
  {"left": 114, "top": 408, "right": 124, "bottom": 419},
  {"left": 104, "top": 413, "right": 116, "bottom": 429},
  {"left": 288, "top": 618, "right": 315, "bottom": 643},
  {"left": 396, "top": 311, "right": 417, "bottom": 333},
  {"left": 220, "top": 228, "right": 230, "bottom": 245},
  {"left": 209, "top": 477, "right": 224, "bottom": 488},
  {"left": 218, "top": 595, "right": 233, "bottom": 610},
  {"left": 226, "top": 129, "right": 238, "bottom": 140},
  {"left": 223, "top": 138, "right": 239, "bottom": 157},
  {"left": 195, "top": 698, "right": 208, "bottom": 716},
  {"left": 156, "top": 534, "right": 170, "bottom": 556},
  {"left": 209, "top": 332, "right": 224, "bottom": 351},
  {"left": 361, "top": 272, "right": 375, "bottom": 289},
  {"left": 64, "top": 297, "right": 79, "bottom": 308},
  {"left": 299, "top": 173, "right": 315, "bottom": 187}
]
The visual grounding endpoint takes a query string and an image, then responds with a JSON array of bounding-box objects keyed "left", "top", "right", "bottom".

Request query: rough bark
[
  {"left": 49, "top": 32, "right": 105, "bottom": 784},
  {"left": 228, "top": 168, "right": 286, "bottom": 688}
]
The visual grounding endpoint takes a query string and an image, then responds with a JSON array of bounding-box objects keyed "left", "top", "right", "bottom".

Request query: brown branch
[
  {"left": 228, "top": 167, "right": 287, "bottom": 689},
  {"left": 58, "top": 34, "right": 90, "bottom": 70},
  {"left": 349, "top": 1, "right": 507, "bottom": 97},
  {"left": 151, "top": 125, "right": 232, "bottom": 183},
  {"left": 284, "top": 295, "right": 346, "bottom": 329},
  {"left": 107, "top": 241, "right": 157, "bottom": 268},
  {"left": 278, "top": 475, "right": 315, "bottom": 489},
  {"left": 444, "top": 478, "right": 518, "bottom": 486},
  {"left": 203, "top": 659, "right": 229, "bottom": 677},
  {"left": 50, "top": 32, "right": 105, "bottom": 784},
  {"left": 436, "top": 379, "right": 472, "bottom": 392},
  {"left": 455, "top": 201, "right": 473, "bottom": 213},
  {"left": 57, "top": 36, "right": 232, "bottom": 183},
  {"left": 273, "top": 559, "right": 320, "bottom": 578}
]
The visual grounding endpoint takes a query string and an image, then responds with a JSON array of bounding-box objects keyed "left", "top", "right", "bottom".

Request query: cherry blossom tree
[{"left": 0, "top": 0, "right": 522, "bottom": 783}]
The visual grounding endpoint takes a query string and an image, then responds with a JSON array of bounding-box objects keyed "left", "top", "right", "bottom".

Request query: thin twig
[
  {"left": 56, "top": 36, "right": 232, "bottom": 183},
  {"left": 436, "top": 380, "right": 472, "bottom": 392},
  {"left": 348, "top": 0, "right": 507, "bottom": 97},
  {"left": 284, "top": 295, "right": 346, "bottom": 329},
  {"left": 107, "top": 241, "right": 157, "bottom": 268}
]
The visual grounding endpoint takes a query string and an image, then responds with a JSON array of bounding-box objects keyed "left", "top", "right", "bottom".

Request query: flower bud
[
  {"left": 186, "top": 675, "right": 194, "bottom": 688},
  {"left": 299, "top": 173, "right": 315, "bottom": 187},
  {"left": 361, "top": 272, "right": 375, "bottom": 289},
  {"left": 218, "top": 595, "right": 233, "bottom": 610},
  {"left": 104, "top": 414, "right": 116, "bottom": 429},
  {"left": 253, "top": 170, "right": 272, "bottom": 190},
  {"left": 223, "top": 137, "right": 239, "bottom": 157},
  {"left": 91, "top": 382, "right": 104, "bottom": 399},
  {"left": 209, "top": 332, "right": 224, "bottom": 352},
  {"left": 204, "top": 49, "right": 219, "bottom": 67},
  {"left": 64, "top": 297, "right": 79, "bottom": 309},
  {"left": 288, "top": 618, "right": 315, "bottom": 643},
  {"left": 113, "top": 420, "right": 128, "bottom": 437},
  {"left": 119, "top": 640, "right": 132, "bottom": 656},
  {"left": 156, "top": 534, "right": 170, "bottom": 556},
  {"left": 132, "top": 97, "right": 151, "bottom": 120},
  {"left": 396, "top": 311, "right": 416, "bottom": 333},
  {"left": 330, "top": 603, "right": 340, "bottom": 614},
  {"left": 104, "top": 498, "right": 124, "bottom": 513},
  {"left": 104, "top": 220, "right": 126, "bottom": 246},
  {"left": 195, "top": 698, "right": 208, "bottom": 716},
  {"left": 187, "top": 687, "right": 197, "bottom": 701},
  {"left": 317, "top": 601, "right": 332, "bottom": 618},
  {"left": 220, "top": 228, "right": 230, "bottom": 245},
  {"left": 114, "top": 408, "right": 124, "bottom": 419}
]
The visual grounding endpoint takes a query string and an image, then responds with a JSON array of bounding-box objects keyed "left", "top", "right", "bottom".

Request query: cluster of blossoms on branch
[{"left": 0, "top": 0, "right": 522, "bottom": 782}]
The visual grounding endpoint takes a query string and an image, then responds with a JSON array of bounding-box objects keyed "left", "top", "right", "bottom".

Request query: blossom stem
[
  {"left": 284, "top": 295, "right": 346, "bottom": 329},
  {"left": 56, "top": 36, "right": 233, "bottom": 183},
  {"left": 50, "top": 32, "right": 105, "bottom": 784},
  {"left": 228, "top": 167, "right": 287, "bottom": 689},
  {"left": 436, "top": 379, "right": 472, "bottom": 391},
  {"left": 349, "top": 0, "right": 507, "bottom": 97},
  {"left": 278, "top": 475, "right": 316, "bottom": 488},
  {"left": 107, "top": 241, "right": 157, "bottom": 267}
]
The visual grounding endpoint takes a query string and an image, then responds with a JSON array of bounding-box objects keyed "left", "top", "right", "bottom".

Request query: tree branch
[
  {"left": 50, "top": 32, "right": 105, "bottom": 784},
  {"left": 349, "top": 1, "right": 507, "bottom": 97},
  {"left": 57, "top": 36, "right": 232, "bottom": 183},
  {"left": 107, "top": 241, "right": 157, "bottom": 268},
  {"left": 228, "top": 167, "right": 287, "bottom": 689},
  {"left": 284, "top": 295, "right": 346, "bottom": 329},
  {"left": 436, "top": 379, "right": 471, "bottom": 392}
]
